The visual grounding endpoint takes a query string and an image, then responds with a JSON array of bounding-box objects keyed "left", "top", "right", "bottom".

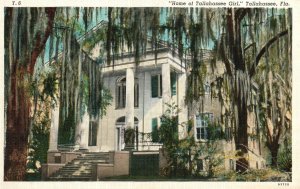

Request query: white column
[
  {"left": 126, "top": 68, "right": 135, "bottom": 129},
  {"left": 79, "top": 111, "right": 89, "bottom": 149},
  {"left": 162, "top": 63, "right": 171, "bottom": 112},
  {"left": 48, "top": 103, "right": 59, "bottom": 151},
  {"left": 178, "top": 73, "right": 188, "bottom": 139}
]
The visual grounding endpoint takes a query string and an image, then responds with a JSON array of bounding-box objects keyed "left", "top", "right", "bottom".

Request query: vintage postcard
[{"left": 0, "top": 0, "right": 299, "bottom": 188}]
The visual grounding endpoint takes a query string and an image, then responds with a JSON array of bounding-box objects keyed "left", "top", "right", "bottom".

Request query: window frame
[
  {"left": 116, "top": 77, "right": 126, "bottom": 109},
  {"left": 204, "top": 81, "right": 210, "bottom": 95},
  {"left": 195, "top": 113, "right": 213, "bottom": 142},
  {"left": 170, "top": 71, "right": 177, "bottom": 96},
  {"left": 197, "top": 159, "right": 204, "bottom": 172},
  {"left": 151, "top": 74, "right": 162, "bottom": 98},
  {"left": 116, "top": 77, "right": 139, "bottom": 109},
  {"left": 134, "top": 80, "right": 139, "bottom": 108}
]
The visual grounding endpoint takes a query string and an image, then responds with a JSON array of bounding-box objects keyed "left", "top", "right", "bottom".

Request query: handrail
[
  {"left": 237, "top": 143, "right": 261, "bottom": 158},
  {"left": 236, "top": 161, "right": 249, "bottom": 171}
]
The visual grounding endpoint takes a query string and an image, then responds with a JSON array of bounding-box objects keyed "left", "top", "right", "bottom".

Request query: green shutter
[
  {"left": 159, "top": 74, "right": 162, "bottom": 97},
  {"left": 171, "top": 72, "right": 177, "bottom": 96},
  {"left": 151, "top": 75, "right": 158, "bottom": 97},
  {"left": 152, "top": 118, "right": 159, "bottom": 142}
]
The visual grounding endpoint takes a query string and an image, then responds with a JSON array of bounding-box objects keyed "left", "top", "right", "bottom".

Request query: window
[
  {"left": 151, "top": 74, "right": 162, "bottom": 98},
  {"left": 88, "top": 121, "right": 98, "bottom": 146},
  {"left": 134, "top": 81, "right": 139, "bottom": 107},
  {"left": 195, "top": 113, "right": 213, "bottom": 141},
  {"left": 151, "top": 118, "right": 159, "bottom": 142},
  {"left": 116, "top": 77, "right": 139, "bottom": 108},
  {"left": 116, "top": 77, "right": 126, "bottom": 108},
  {"left": 197, "top": 159, "right": 204, "bottom": 171},
  {"left": 204, "top": 81, "right": 210, "bottom": 94},
  {"left": 170, "top": 72, "right": 177, "bottom": 96}
]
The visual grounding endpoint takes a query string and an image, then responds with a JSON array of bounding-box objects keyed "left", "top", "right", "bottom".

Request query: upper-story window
[
  {"left": 151, "top": 72, "right": 177, "bottom": 98},
  {"left": 151, "top": 74, "right": 162, "bottom": 98},
  {"left": 171, "top": 72, "right": 177, "bottom": 96},
  {"left": 116, "top": 77, "right": 126, "bottom": 108},
  {"left": 195, "top": 113, "right": 213, "bottom": 141},
  {"left": 134, "top": 79, "right": 139, "bottom": 107},
  {"left": 116, "top": 77, "right": 139, "bottom": 109},
  {"left": 204, "top": 81, "right": 210, "bottom": 95}
]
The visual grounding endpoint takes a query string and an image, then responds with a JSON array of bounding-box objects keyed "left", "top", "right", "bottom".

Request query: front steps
[{"left": 48, "top": 152, "right": 110, "bottom": 181}]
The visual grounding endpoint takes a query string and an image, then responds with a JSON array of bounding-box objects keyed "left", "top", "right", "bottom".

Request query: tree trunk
[
  {"left": 268, "top": 143, "right": 279, "bottom": 167},
  {"left": 5, "top": 70, "right": 31, "bottom": 181},
  {"left": 4, "top": 7, "right": 56, "bottom": 181},
  {"left": 226, "top": 9, "right": 250, "bottom": 172},
  {"left": 235, "top": 101, "right": 249, "bottom": 172}
]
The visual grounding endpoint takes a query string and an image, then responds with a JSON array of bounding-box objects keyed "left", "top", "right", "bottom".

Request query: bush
[{"left": 277, "top": 138, "right": 292, "bottom": 172}]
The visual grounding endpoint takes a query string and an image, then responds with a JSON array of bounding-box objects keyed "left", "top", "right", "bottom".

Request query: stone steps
[
  {"left": 48, "top": 152, "right": 110, "bottom": 181},
  {"left": 49, "top": 176, "right": 91, "bottom": 181}
]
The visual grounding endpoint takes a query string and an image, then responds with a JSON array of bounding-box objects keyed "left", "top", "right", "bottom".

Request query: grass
[
  {"left": 102, "top": 168, "right": 291, "bottom": 182},
  {"left": 214, "top": 168, "right": 291, "bottom": 182}
]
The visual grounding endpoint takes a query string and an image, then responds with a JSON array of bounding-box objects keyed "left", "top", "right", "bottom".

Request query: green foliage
[
  {"left": 158, "top": 103, "right": 190, "bottom": 176},
  {"left": 41, "top": 72, "right": 58, "bottom": 103},
  {"left": 159, "top": 103, "right": 224, "bottom": 178},
  {"left": 185, "top": 62, "right": 207, "bottom": 104},
  {"left": 82, "top": 25, "right": 107, "bottom": 51},
  {"left": 58, "top": 109, "right": 76, "bottom": 145},
  {"left": 100, "top": 87, "right": 113, "bottom": 118},
  {"left": 27, "top": 110, "right": 50, "bottom": 178},
  {"left": 124, "top": 127, "right": 135, "bottom": 147},
  {"left": 199, "top": 122, "right": 224, "bottom": 177},
  {"left": 278, "top": 138, "right": 292, "bottom": 172},
  {"left": 80, "top": 73, "right": 112, "bottom": 119},
  {"left": 216, "top": 168, "right": 291, "bottom": 181}
]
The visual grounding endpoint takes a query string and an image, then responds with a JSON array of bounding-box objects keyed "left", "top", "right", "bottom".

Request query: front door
[{"left": 116, "top": 124, "right": 125, "bottom": 151}]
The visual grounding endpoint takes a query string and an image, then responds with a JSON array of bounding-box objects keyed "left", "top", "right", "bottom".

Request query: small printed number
[
  {"left": 278, "top": 183, "right": 289, "bottom": 186},
  {"left": 12, "top": 1, "right": 21, "bottom": 5}
]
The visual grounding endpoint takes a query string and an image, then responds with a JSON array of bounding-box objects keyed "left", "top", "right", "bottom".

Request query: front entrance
[
  {"left": 116, "top": 124, "right": 125, "bottom": 151},
  {"left": 116, "top": 116, "right": 139, "bottom": 151}
]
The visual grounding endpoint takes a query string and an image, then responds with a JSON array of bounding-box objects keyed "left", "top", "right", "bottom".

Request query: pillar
[
  {"left": 162, "top": 63, "right": 171, "bottom": 112},
  {"left": 79, "top": 111, "right": 89, "bottom": 150},
  {"left": 125, "top": 67, "right": 135, "bottom": 129},
  {"left": 125, "top": 68, "right": 135, "bottom": 150},
  {"left": 48, "top": 102, "right": 59, "bottom": 152},
  {"left": 178, "top": 73, "right": 188, "bottom": 139}
]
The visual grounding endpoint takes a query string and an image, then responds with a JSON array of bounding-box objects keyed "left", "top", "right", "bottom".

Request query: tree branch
[
  {"left": 28, "top": 8, "right": 56, "bottom": 74},
  {"left": 244, "top": 42, "right": 256, "bottom": 52},
  {"left": 219, "top": 34, "right": 233, "bottom": 76},
  {"left": 249, "top": 29, "right": 289, "bottom": 78},
  {"left": 235, "top": 8, "right": 250, "bottom": 22}
]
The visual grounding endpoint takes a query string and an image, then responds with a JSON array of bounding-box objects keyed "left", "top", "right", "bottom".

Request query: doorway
[{"left": 115, "top": 116, "right": 139, "bottom": 151}]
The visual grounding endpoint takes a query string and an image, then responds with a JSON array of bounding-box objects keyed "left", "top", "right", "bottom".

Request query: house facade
[
  {"left": 46, "top": 42, "right": 265, "bottom": 177},
  {"left": 95, "top": 47, "right": 188, "bottom": 152}
]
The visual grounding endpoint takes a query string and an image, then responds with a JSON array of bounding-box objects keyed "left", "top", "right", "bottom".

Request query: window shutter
[
  {"left": 151, "top": 75, "right": 158, "bottom": 97},
  {"left": 134, "top": 83, "right": 139, "bottom": 107},
  {"left": 159, "top": 74, "right": 162, "bottom": 97}
]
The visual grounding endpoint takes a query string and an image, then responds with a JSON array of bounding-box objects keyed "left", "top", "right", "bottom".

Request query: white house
[{"left": 45, "top": 39, "right": 265, "bottom": 179}]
